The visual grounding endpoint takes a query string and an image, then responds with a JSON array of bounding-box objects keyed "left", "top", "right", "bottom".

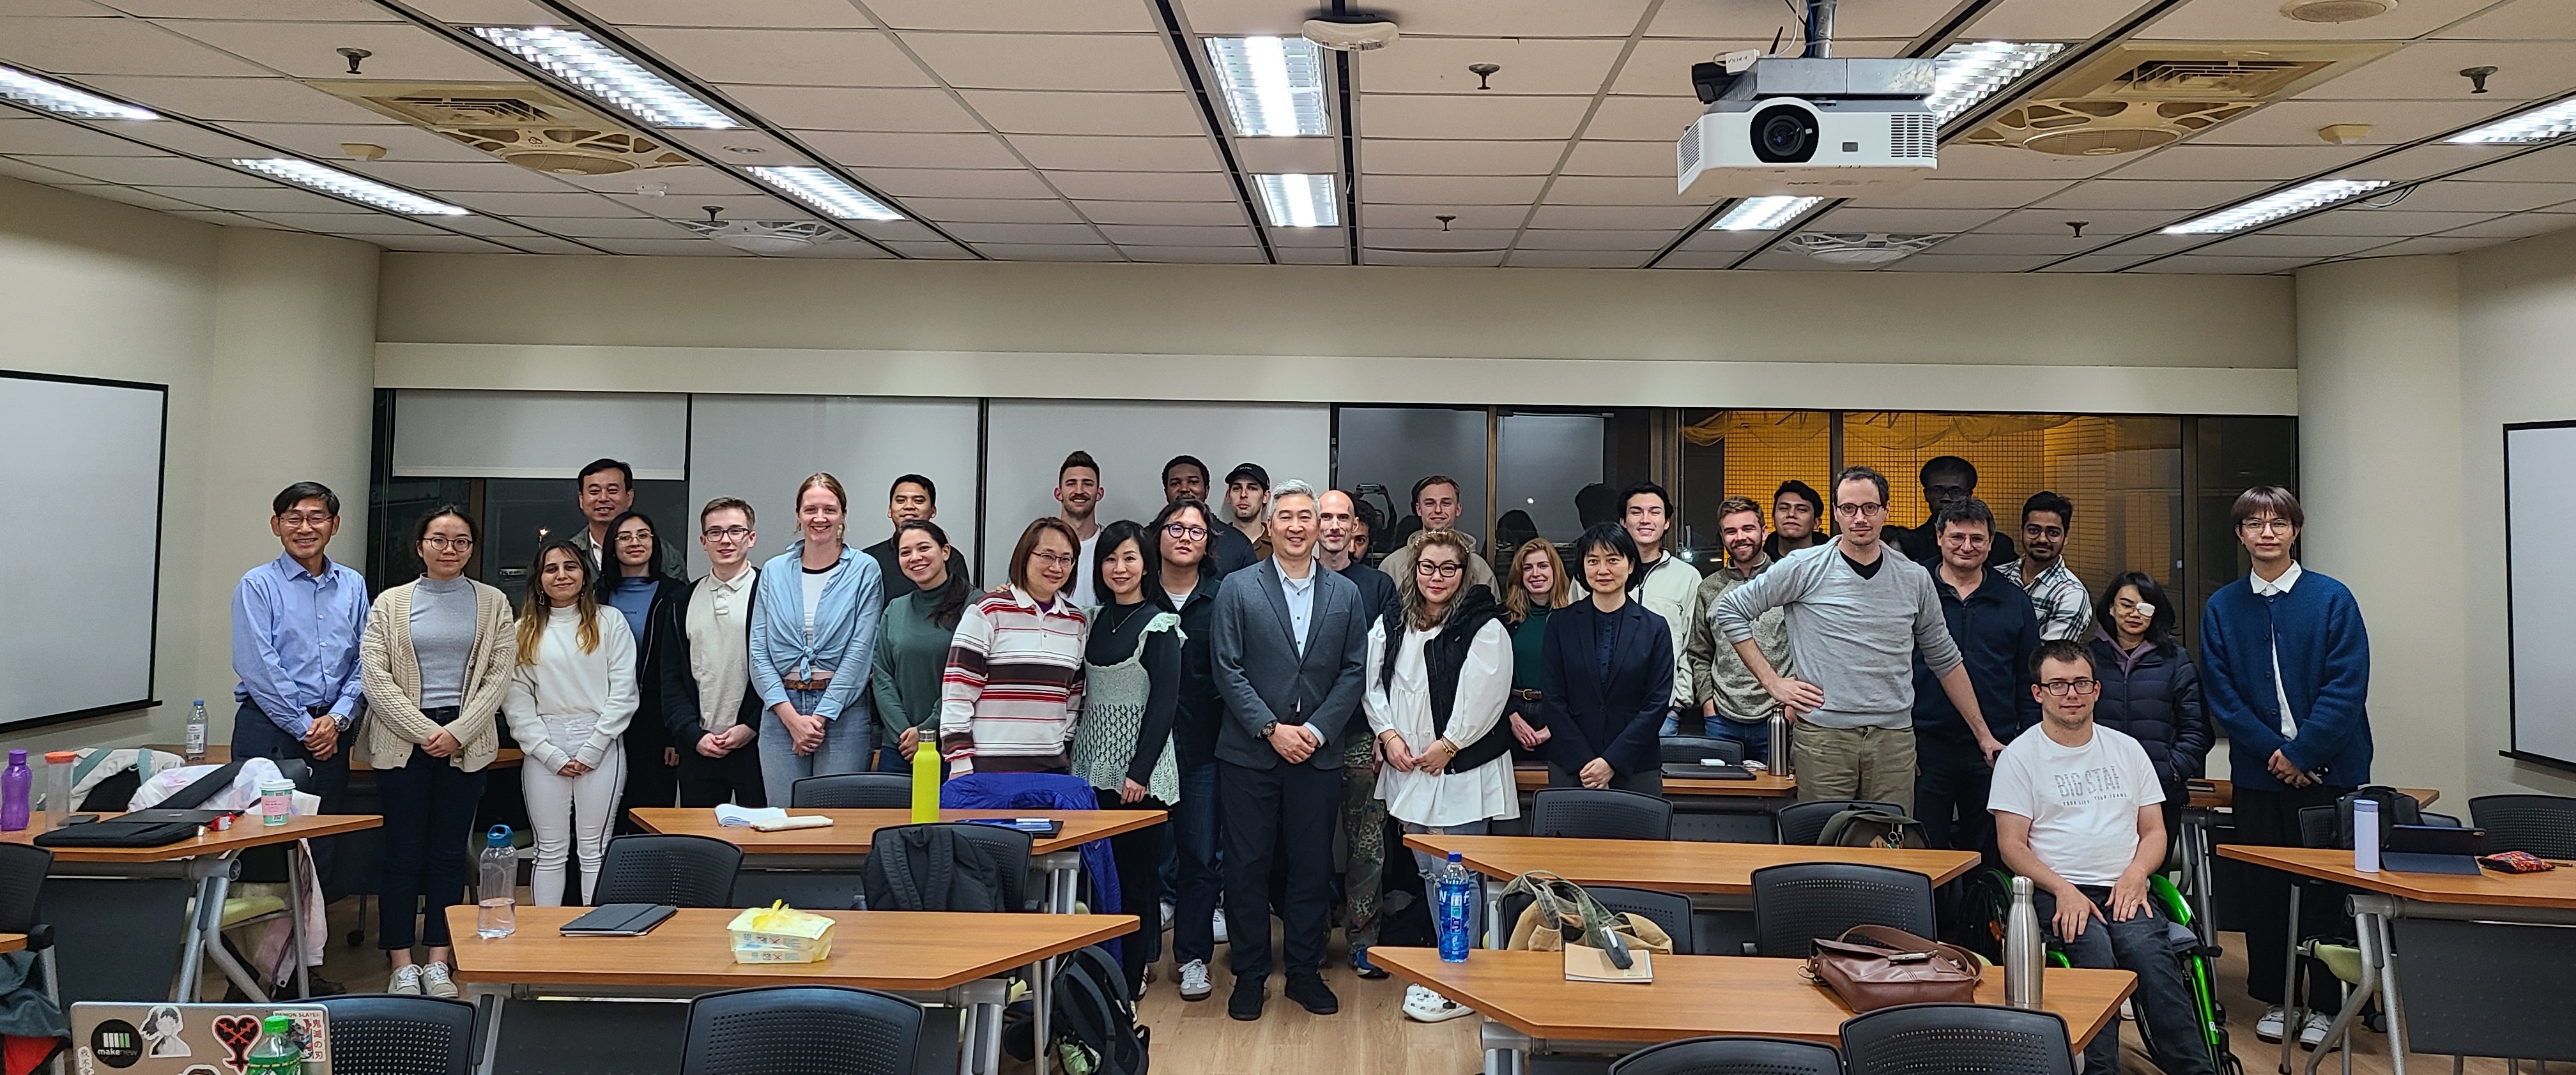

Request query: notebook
[
  {"left": 963, "top": 817, "right": 1063, "bottom": 835},
  {"left": 72, "top": 1002, "right": 331, "bottom": 1075},
  {"left": 559, "top": 903, "right": 677, "bottom": 936},
  {"left": 1563, "top": 942, "right": 1654, "bottom": 984}
]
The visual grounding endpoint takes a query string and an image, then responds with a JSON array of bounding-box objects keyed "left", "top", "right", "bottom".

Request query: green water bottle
[
  {"left": 910, "top": 729, "right": 942, "bottom": 823},
  {"left": 243, "top": 1016, "right": 301, "bottom": 1075}
]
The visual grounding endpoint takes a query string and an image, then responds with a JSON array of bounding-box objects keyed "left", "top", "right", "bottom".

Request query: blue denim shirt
[
  {"left": 231, "top": 553, "right": 370, "bottom": 736},
  {"left": 749, "top": 542, "right": 884, "bottom": 722}
]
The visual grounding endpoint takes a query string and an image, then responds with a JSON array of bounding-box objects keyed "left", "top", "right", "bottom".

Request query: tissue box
[{"left": 726, "top": 903, "right": 835, "bottom": 963}]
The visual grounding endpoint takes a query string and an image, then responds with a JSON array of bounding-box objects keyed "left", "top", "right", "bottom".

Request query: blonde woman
[
  {"left": 749, "top": 473, "right": 885, "bottom": 807},
  {"left": 505, "top": 541, "right": 637, "bottom": 906},
  {"left": 358, "top": 507, "right": 514, "bottom": 998},
  {"left": 1503, "top": 538, "right": 1571, "bottom": 758}
]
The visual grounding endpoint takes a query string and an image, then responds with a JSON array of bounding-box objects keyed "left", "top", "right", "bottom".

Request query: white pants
[{"left": 524, "top": 744, "right": 627, "bottom": 906}]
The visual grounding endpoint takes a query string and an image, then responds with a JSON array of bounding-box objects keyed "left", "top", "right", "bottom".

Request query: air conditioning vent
[
  {"left": 1676, "top": 131, "right": 1702, "bottom": 176},
  {"left": 1963, "top": 42, "right": 2390, "bottom": 156},
  {"left": 675, "top": 218, "right": 846, "bottom": 254},
  {"left": 1788, "top": 231, "right": 1949, "bottom": 264},
  {"left": 306, "top": 80, "right": 695, "bottom": 175},
  {"left": 2115, "top": 59, "right": 2321, "bottom": 98},
  {"left": 1890, "top": 112, "right": 1936, "bottom": 158}
]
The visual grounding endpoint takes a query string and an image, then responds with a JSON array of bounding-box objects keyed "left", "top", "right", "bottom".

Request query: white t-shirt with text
[{"left": 1988, "top": 722, "right": 2166, "bottom": 887}]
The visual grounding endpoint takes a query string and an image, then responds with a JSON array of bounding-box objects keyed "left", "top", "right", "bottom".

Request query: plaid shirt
[{"left": 1998, "top": 558, "right": 2092, "bottom": 641}]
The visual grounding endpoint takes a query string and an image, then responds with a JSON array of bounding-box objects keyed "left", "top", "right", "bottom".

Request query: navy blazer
[
  {"left": 1209, "top": 558, "right": 1372, "bottom": 771},
  {"left": 1537, "top": 598, "right": 1673, "bottom": 779}
]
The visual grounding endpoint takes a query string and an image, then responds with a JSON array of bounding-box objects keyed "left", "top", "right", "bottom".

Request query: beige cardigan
[{"left": 358, "top": 577, "right": 516, "bottom": 772}]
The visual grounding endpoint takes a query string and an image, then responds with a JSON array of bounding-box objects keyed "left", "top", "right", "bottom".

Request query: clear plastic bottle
[
  {"left": 477, "top": 825, "right": 518, "bottom": 939},
  {"left": 242, "top": 1015, "right": 302, "bottom": 1075},
  {"left": 2004, "top": 876, "right": 2044, "bottom": 1010},
  {"left": 185, "top": 699, "right": 210, "bottom": 762},
  {"left": 42, "top": 752, "right": 75, "bottom": 828},
  {"left": 0, "top": 751, "right": 29, "bottom": 832},
  {"left": 1436, "top": 851, "right": 1476, "bottom": 962}
]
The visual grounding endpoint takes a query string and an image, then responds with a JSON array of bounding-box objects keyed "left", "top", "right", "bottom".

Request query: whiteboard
[
  {"left": 0, "top": 372, "right": 165, "bottom": 726},
  {"left": 2506, "top": 422, "right": 2576, "bottom": 767},
  {"left": 686, "top": 395, "right": 982, "bottom": 577}
]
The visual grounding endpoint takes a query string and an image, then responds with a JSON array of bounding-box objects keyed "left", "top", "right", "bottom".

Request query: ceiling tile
[
  {"left": 573, "top": 168, "right": 763, "bottom": 198},
  {"left": 1880, "top": 254, "right": 2057, "bottom": 272},
  {"left": 0, "top": 156, "right": 103, "bottom": 186},
  {"left": 620, "top": 192, "right": 818, "bottom": 220},
  {"left": 2439, "top": 211, "right": 2576, "bottom": 238},
  {"left": 1583, "top": 95, "right": 1703, "bottom": 141},
  {"left": 1929, "top": 144, "right": 2135, "bottom": 181},
  {"left": 2358, "top": 234, "right": 2507, "bottom": 255},
  {"left": 1363, "top": 248, "right": 1506, "bottom": 266},
  {"left": 2145, "top": 0, "right": 2509, "bottom": 42},
  {"left": 842, "top": 218, "right": 949, "bottom": 243},
  {"left": 219, "top": 121, "right": 494, "bottom": 164},
  {"left": 799, "top": 130, "right": 1022, "bottom": 169},
  {"left": 1360, "top": 205, "right": 1529, "bottom": 231},
  {"left": 1540, "top": 174, "right": 1701, "bottom": 206},
  {"left": 2103, "top": 144, "right": 2376, "bottom": 181},
  {"left": 396, "top": 0, "right": 560, "bottom": 24},
  {"left": 77, "top": 183, "right": 218, "bottom": 213},
  {"left": 241, "top": 210, "right": 452, "bottom": 234},
  {"left": 1266, "top": 226, "right": 1344, "bottom": 247},
  {"left": 1927, "top": 232, "right": 2096, "bottom": 256},
  {"left": 503, "top": 215, "right": 696, "bottom": 239},
  {"left": 1072, "top": 200, "right": 1248, "bottom": 225},
  {"left": 103, "top": 121, "right": 273, "bottom": 159},
  {"left": 1043, "top": 169, "right": 1236, "bottom": 201},
  {"left": 968, "top": 242, "right": 1124, "bottom": 261},
  {"left": 2453, "top": 144, "right": 2576, "bottom": 183},
  {"left": 1525, "top": 202, "right": 1704, "bottom": 228},
  {"left": 2266, "top": 206, "right": 2497, "bottom": 234},
  {"left": 355, "top": 160, "right": 585, "bottom": 192},
  {"left": 874, "top": 238, "right": 976, "bottom": 258},
  {"left": 956, "top": 90, "right": 1203, "bottom": 136},
  {"left": 1515, "top": 228, "right": 1671, "bottom": 249},
  {"left": 1508, "top": 249, "right": 1652, "bottom": 267},
  {"left": 2192, "top": 98, "right": 2526, "bottom": 147},
  {"left": 627, "top": 28, "right": 928, "bottom": 88},
  {"left": 1731, "top": 248, "right": 1857, "bottom": 271},
  {"left": 2126, "top": 254, "right": 2313, "bottom": 274},
  {"left": 1852, "top": 178, "right": 2076, "bottom": 209},
  {"left": 1096, "top": 224, "right": 1255, "bottom": 246},
  {"left": 898, "top": 33, "right": 1181, "bottom": 93},
  {"left": 572, "top": 0, "right": 877, "bottom": 28},
  {"left": 1807, "top": 206, "right": 2011, "bottom": 231},
  {"left": 877, "top": 197, "right": 1078, "bottom": 224},
  {"left": 1358, "top": 94, "right": 1596, "bottom": 141},
  {"left": 27, "top": 153, "right": 268, "bottom": 185},
  {"left": 1384, "top": 0, "right": 1654, "bottom": 38},
  {"left": 157, "top": 20, "right": 514, "bottom": 81},
  {"left": 98, "top": 0, "right": 400, "bottom": 20},
  {"left": 2191, "top": 233, "right": 2400, "bottom": 258},
  {"left": 864, "top": 0, "right": 1156, "bottom": 32},
  {"left": 1973, "top": 0, "right": 2177, "bottom": 40},
  {"left": 1363, "top": 138, "right": 1565, "bottom": 176},
  {"left": 1118, "top": 245, "right": 1263, "bottom": 264},
  {"left": 78, "top": 74, "right": 395, "bottom": 123},
  {"left": 1361, "top": 227, "right": 1517, "bottom": 248},
  {"left": 2036, "top": 178, "right": 2273, "bottom": 210},
  {"left": 1008, "top": 134, "right": 1220, "bottom": 172},
  {"left": 2437, "top": 0, "right": 2576, "bottom": 40},
  {"left": 0, "top": 117, "right": 164, "bottom": 156},
  {"left": 722, "top": 85, "right": 985, "bottom": 132},
  {"left": 2346, "top": 141, "right": 2517, "bottom": 183},
  {"left": 856, "top": 166, "right": 1058, "bottom": 198},
  {"left": 943, "top": 222, "right": 1105, "bottom": 244},
  {"left": 134, "top": 183, "right": 378, "bottom": 212},
  {"left": 1356, "top": 38, "right": 1630, "bottom": 96},
  {"left": 1361, "top": 174, "right": 1547, "bottom": 204},
  {"left": 1648, "top": 0, "right": 1954, "bottom": 40},
  {"left": 1976, "top": 207, "right": 2190, "bottom": 234},
  {"left": 592, "top": 237, "right": 746, "bottom": 255},
  {"left": 2038, "top": 251, "right": 2160, "bottom": 271},
  {"left": 793, "top": 240, "right": 896, "bottom": 258},
  {"left": 0, "top": 16, "right": 272, "bottom": 76},
  {"left": 373, "top": 233, "right": 521, "bottom": 252},
  {"left": 1655, "top": 250, "right": 1737, "bottom": 267},
  {"left": 445, "top": 190, "right": 648, "bottom": 217},
  {"left": 498, "top": 236, "right": 606, "bottom": 254},
  {"left": 1276, "top": 246, "right": 1346, "bottom": 264},
  {"left": 2395, "top": 179, "right": 2576, "bottom": 212},
  {"left": 1560, "top": 139, "right": 1675, "bottom": 176},
  {"left": 2294, "top": 40, "right": 2576, "bottom": 102}
]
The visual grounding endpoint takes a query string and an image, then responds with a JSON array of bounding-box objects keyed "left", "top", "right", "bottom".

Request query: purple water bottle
[{"left": 0, "top": 751, "right": 30, "bottom": 832}]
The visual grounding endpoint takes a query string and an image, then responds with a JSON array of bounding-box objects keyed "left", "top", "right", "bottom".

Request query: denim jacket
[{"left": 749, "top": 542, "right": 885, "bottom": 722}]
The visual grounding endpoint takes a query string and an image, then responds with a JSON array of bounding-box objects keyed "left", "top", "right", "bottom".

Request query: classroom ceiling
[{"left": 0, "top": 0, "right": 2570, "bottom": 272}]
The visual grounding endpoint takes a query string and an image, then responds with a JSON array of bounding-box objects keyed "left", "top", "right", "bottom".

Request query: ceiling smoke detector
[
  {"left": 1302, "top": 14, "right": 1399, "bottom": 52},
  {"left": 2281, "top": 0, "right": 2395, "bottom": 22},
  {"left": 1788, "top": 232, "right": 1949, "bottom": 264},
  {"left": 675, "top": 218, "right": 845, "bottom": 254}
]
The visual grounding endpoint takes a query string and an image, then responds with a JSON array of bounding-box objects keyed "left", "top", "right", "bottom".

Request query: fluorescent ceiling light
[
  {"left": 2446, "top": 95, "right": 2576, "bottom": 144},
  {"left": 1254, "top": 173, "right": 1338, "bottom": 227},
  {"left": 0, "top": 65, "right": 157, "bottom": 121},
  {"left": 468, "top": 26, "right": 737, "bottom": 129},
  {"left": 229, "top": 158, "right": 468, "bottom": 215},
  {"left": 2162, "top": 178, "right": 2391, "bottom": 234},
  {"left": 747, "top": 165, "right": 902, "bottom": 221},
  {"left": 1710, "top": 195, "right": 1820, "bottom": 231},
  {"left": 1924, "top": 41, "right": 2065, "bottom": 125},
  {"left": 1206, "top": 37, "right": 1330, "bottom": 137}
]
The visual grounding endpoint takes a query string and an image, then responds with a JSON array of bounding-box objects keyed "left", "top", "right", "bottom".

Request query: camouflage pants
[{"left": 1339, "top": 735, "right": 1386, "bottom": 950}]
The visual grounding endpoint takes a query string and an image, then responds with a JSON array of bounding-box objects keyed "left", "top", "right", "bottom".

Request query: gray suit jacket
[{"left": 1210, "top": 558, "right": 1370, "bottom": 771}]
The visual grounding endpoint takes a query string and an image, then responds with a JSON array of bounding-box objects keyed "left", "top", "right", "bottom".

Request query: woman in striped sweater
[{"left": 939, "top": 517, "right": 1089, "bottom": 775}]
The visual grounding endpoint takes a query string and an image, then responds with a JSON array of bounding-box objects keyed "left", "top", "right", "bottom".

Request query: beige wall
[
  {"left": 0, "top": 175, "right": 378, "bottom": 754},
  {"left": 376, "top": 254, "right": 2301, "bottom": 413}
]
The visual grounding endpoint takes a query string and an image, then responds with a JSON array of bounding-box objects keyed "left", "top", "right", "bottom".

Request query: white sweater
[
  {"left": 503, "top": 606, "right": 638, "bottom": 774},
  {"left": 1364, "top": 618, "right": 1518, "bottom": 828}
]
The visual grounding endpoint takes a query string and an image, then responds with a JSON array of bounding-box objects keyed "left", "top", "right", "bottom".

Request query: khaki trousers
[{"left": 1790, "top": 721, "right": 1916, "bottom": 807}]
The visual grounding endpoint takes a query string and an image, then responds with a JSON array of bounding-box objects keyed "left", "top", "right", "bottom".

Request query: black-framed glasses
[
  {"left": 1031, "top": 551, "right": 1077, "bottom": 567},
  {"left": 1415, "top": 561, "right": 1464, "bottom": 579},
  {"left": 277, "top": 513, "right": 334, "bottom": 529},
  {"left": 2038, "top": 679, "right": 2101, "bottom": 697},
  {"left": 421, "top": 537, "right": 474, "bottom": 551},
  {"left": 702, "top": 526, "right": 752, "bottom": 541},
  {"left": 2239, "top": 518, "right": 2294, "bottom": 534},
  {"left": 1163, "top": 523, "right": 1209, "bottom": 540},
  {"left": 1834, "top": 503, "right": 1887, "bottom": 519}
]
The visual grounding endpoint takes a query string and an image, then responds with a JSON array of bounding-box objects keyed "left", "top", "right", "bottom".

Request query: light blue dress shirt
[
  {"left": 1280, "top": 561, "right": 1316, "bottom": 655},
  {"left": 231, "top": 553, "right": 370, "bottom": 736}
]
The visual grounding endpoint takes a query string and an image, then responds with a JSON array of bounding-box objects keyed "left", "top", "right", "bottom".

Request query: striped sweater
[{"left": 939, "top": 585, "right": 1088, "bottom": 774}]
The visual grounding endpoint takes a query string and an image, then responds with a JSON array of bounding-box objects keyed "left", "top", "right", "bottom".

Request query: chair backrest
[
  {"left": 1661, "top": 737, "right": 1746, "bottom": 765},
  {"left": 1749, "top": 863, "right": 1937, "bottom": 957},
  {"left": 1611, "top": 1035, "right": 1844, "bottom": 1075},
  {"left": 314, "top": 995, "right": 477, "bottom": 1075},
  {"left": 861, "top": 823, "right": 1032, "bottom": 912},
  {"left": 0, "top": 844, "right": 52, "bottom": 934},
  {"left": 1839, "top": 1003, "right": 2074, "bottom": 1075},
  {"left": 595, "top": 834, "right": 744, "bottom": 908},
  {"left": 2470, "top": 794, "right": 2576, "bottom": 859},
  {"left": 1775, "top": 801, "right": 1908, "bottom": 846},
  {"left": 1591, "top": 886, "right": 1699, "bottom": 956},
  {"left": 680, "top": 986, "right": 925, "bottom": 1075},
  {"left": 792, "top": 774, "right": 916, "bottom": 810},
  {"left": 1529, "top": 788, "right": 1674, "bottom": 841},
  {"left": 2296, "top": 805, "right": 2342, "bottom": 850}
]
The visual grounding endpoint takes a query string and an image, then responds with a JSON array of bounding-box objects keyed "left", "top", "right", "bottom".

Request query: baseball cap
[{"left": 1225, "top": 462, "right": 1269, "bottom": 489}]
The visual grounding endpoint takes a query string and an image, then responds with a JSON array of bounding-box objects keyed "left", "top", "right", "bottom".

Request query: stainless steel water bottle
[{"left": 2005, "top": 876, "right": 2044, "bottom": 1010}]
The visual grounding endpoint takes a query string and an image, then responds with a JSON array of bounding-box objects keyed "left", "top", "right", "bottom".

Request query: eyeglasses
[
  {"left": 1834, "top": 503, "right": 1887, "bottom": 519},
  {"left": 1031, "top": 551, "right": 1077, "bottom": 567},
  {"left": 420, "top": 537, "right": 474, "bottom": 551},
  {"left": 702, "top": 526, "right": 751, "bottom": 541},
  {"left": 1416, "top": 561, "right": 1463, "bottom": 579},
  {"left": 1163, "top": 523, "right": 1208, "bottom": 540},
  {"left": 2039, "top": 679, "right": 2101, "bottom": 697},
  {"left": 277, "top": 513, "right": 334, "bottom": 529},
  {"left": 2238, "top": 518, "right": 2295, "bottom": 535}
]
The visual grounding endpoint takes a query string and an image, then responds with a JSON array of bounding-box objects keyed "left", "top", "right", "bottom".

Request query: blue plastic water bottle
[{"left": 1436, "top": 851, "right": 1476, "bottom": 963}]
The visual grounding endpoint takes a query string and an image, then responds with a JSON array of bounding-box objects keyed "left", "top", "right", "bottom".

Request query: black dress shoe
[
  {"left": 1228, "top": 978, "right": 1266, "bottom": 1021},
  {"left": 1285, "top": 975, "right": 1339, "bottom": 1016}
]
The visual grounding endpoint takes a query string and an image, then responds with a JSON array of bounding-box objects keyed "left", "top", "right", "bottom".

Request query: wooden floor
[{"left": 299, "top": 896, "right": 2513, "bottom": 1075}]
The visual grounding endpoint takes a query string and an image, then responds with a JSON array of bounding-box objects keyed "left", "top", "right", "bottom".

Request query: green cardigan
[{"left": 870, "top": 590, "right": 953, "bottom": 744}]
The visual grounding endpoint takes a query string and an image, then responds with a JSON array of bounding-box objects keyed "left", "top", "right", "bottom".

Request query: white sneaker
[
  {"left": 1160, "top": 901, "right": 1176, "bottom": 932},
  {"left": 2256, "top": 1007, "right": 2288, "bottom": 1044},
  {"left": 1213, "top": 911, "right": 1230, "bottom": 945},
  {"left": 1177, "top": 959, "right": 1213, "bottom": 1001},
  {"left": 418, "top": 961, "right": 459, "bottom": 999},
  {"left": 1402, "top": 984, "right": 1472, "bottom": 1023},
  {"left": 387, "top": 964, "right": 423, "bottom": 996},
  {"left": 2300, "top": 1013, "right": 2333, "bottom": 1049}
]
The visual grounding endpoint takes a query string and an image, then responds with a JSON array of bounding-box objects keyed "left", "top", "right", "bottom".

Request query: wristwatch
[
  {"left": 1259, "top": 720, "right": 1280, "bottom": 739},
  {"left": 332, "top": 713, "right": 353, "bottom": 731}
]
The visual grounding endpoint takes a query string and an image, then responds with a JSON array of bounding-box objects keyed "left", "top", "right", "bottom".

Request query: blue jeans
[
  {"left": 1170, "top": 761, "right": 1223, "bottom": 965},
  {"left": 2038, "top": 887, "right": 2214, "bottom": 1075},
  {"left": 756, "top": 689, "right": 876, "bottom": 808}
]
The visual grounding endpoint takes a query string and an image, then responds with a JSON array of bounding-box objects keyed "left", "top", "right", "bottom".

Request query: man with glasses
[
  {"left": 1888, "top": 456, "right": 2016, "bottom": 568},
  {"left": 1317, "top": 489, "right": 1396, "bottom": 980},
  {"left": 231, "top": 482, "right": 368, "bottom": 902},
  {"left": 570, "top": 458, "right": 682, "bottom": 577},
  {"left": 1383, "top": 475, "right": 1497, "bottom": 598},
  {"left": 2200, "top": 485, "right": 2373, "bottom": 1047},
  {"left": 1991, "top": 638, "right": 2212, "bottom": 1075},
  {"left": 1910, "top": 497, "right": 2034, "bottom": 855},
  {"left": 659, "top": 498, "right": 767, "bottom": 807},
  {"left": 1714, "top": 466, "right": 1991, "bottom": 807},
  {"left": 861, "top": 474, "right": 970, "bottom": 606},
  {"left": 2000, "top": 491, "right": 2091, "bottom": 641}
]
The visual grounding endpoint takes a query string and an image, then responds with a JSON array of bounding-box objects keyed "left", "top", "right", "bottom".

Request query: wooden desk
[
  {"left": 1406, "top": 833, "right": 1982, "bottom": 897},
  {"left": 2217, "top": 844, "right": 2576, "bottom": 1075},
  {"left": 447, "top": 906, "right": 1136, "bottom": 1075},
  {"left": 1372, "top": 947, "right": 2133, "bottom": 1074},
  {"left": 2186, "top": 779, "right": 2439, "bottom": 810},
  {"left": 0, "top": 811, "right": 379, "bottom": 862},
  {"left": 629, "top": 807, "right": 1162, "bottom": 860},
  {"left": 150, "top": 743, "right": 525, "bottom": 771},
  {"left": 1513, "top": 766, "right": 1797, "bottom": 798},
  {"left": 0, "top": 934, "right": 24, "bottom": 954}
]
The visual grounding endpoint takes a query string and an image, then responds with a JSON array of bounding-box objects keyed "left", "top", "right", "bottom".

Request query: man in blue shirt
[
  {"left": 1912, "top": 497, "right": 2039, "bottom": 858},
  {"left": 231, "top": 482, "right": 369, "bottom": 888}
]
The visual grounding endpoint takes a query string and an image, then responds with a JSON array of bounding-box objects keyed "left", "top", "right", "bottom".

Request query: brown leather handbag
[{"left": 1802, "top": 925, "right": 1983, "bottom": 1012}]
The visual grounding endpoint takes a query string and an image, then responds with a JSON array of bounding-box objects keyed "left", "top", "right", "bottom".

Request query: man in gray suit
[{"left": 1211, "top": 478, "right": 1370, "bottom": 1021}]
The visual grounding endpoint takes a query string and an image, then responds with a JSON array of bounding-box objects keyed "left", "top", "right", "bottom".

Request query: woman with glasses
[
  {"left": 869, "top": 519, "right": 972, "bottom": 775},
  {"left": 938, "top": 517, "right": 1089, "bottom": 776},
  {"left": 1538, "top": 524, "right": 1673, "bottom": 795},
  {"left": 358, "top": 507, "right": 514, "bottom": 998},
  {"left": 1367, "top": 530, "right": 1519, "bottom": 1023},
  {"left": 1071, "top": 519, "right": 1183, "bottom": 994},
  {"left": 506, "top": 541, "right": 636, "bottom": 906},
  {"left": 2087, "top": 570, "right": 2210, "bottom": 839},
  {"left": 1148, "top": 498, "right": 1227, "bottom": 1002},
  {"left": 749, "top": 473, "right": 885, "bottom": 807},
  {"left": 599, "top": 510, "right": 689, "bottom": 821},
  {"left": 1502, "top": 538, "right": 1571, "bottom": 762}
]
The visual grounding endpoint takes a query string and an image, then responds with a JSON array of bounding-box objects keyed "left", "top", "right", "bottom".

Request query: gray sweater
[
  {"left": 409, "top": 574, "right": 480, "bottom": 710},
  {"left": 1712, "top": 539, "right": 1962, "bottom": 730}
]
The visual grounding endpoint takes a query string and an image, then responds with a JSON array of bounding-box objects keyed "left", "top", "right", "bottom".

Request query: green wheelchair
[{"left": 1984, "top": 868, "right": 2244, "bottom": 1075}]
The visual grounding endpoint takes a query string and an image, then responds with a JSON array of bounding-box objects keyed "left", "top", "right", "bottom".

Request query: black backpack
[
  {"left": 859, "top": 825, "right": 1013, "bottom": 913},
  {"left": 1004, "top": 945, "right": 1148, "bottom": 1075},
  {"left": 2334, "top": 786, "right": 2424, "bottom": 850}
]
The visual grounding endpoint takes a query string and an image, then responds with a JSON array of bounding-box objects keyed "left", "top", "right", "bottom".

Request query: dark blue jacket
[
  {"left": 1538, "top": 598, "right": 1673, "bottom": 779},
  {"left": 1912, "top": 567, "right": 2041, "bottom": 750},
  {"left": 2087, "top": 636, "right": 2213, "bottom": 793},
  {"left": 2198, "top": 568, "right": 2372, "bottom": 790}
]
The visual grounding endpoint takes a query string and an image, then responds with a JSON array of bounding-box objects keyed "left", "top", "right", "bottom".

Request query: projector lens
[{"left": 1752, "top": 102, "right": 1818, "bottom": 164}]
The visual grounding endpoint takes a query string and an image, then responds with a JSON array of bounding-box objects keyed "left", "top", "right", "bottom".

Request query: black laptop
[{"left": 2381, "top": 825, "right": 2484, "bottom": 874}]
